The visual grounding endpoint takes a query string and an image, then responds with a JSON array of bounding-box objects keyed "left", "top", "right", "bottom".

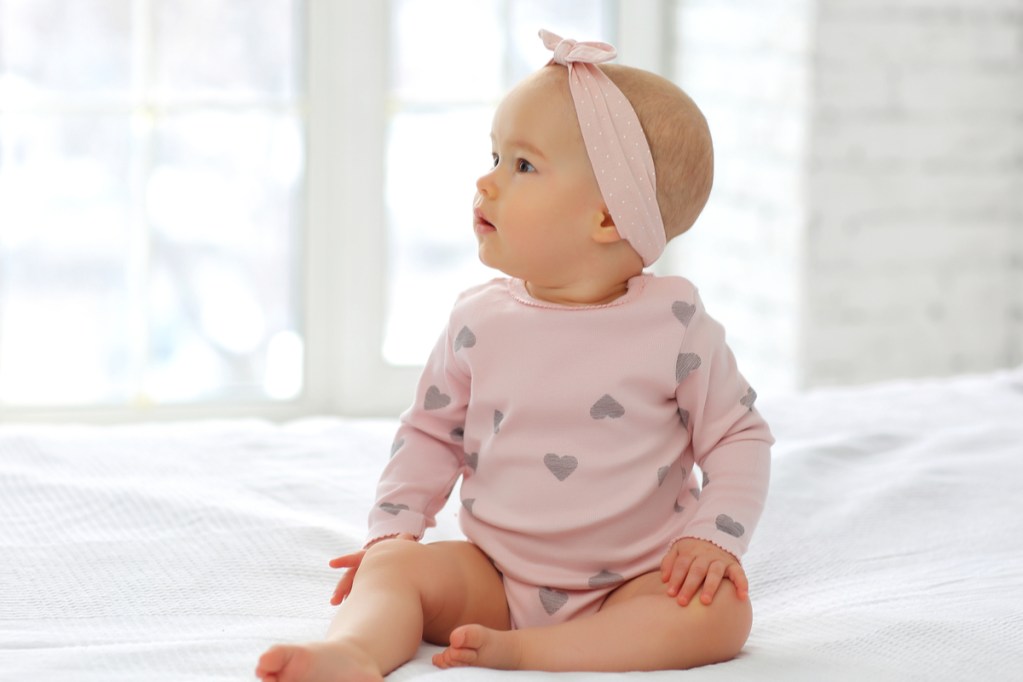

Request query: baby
[{"left": 257, "top": 30, "right": 772, "bottom": 681}]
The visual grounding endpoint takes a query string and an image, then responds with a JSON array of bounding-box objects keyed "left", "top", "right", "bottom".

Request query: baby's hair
[{"left": 597, "top": 64, "right": 714, "bottom": 242}]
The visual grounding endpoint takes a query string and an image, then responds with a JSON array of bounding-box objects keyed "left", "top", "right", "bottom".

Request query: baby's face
[{"left": 472, "top": 69, "right": 607, "bottom": 286}]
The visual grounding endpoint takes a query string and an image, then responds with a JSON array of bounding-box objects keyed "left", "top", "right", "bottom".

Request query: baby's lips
[{"left": 473, "top": 208, "right": 495, "bottom": 231}]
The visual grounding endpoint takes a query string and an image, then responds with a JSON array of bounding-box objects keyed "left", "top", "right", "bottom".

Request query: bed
[{"left": 2, "top": 366, "right": 1022, "bottom": 681}]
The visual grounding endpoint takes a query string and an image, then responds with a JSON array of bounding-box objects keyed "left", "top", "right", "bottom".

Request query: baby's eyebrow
[{"left": 491, "top": 135, "right": 547, "bottom": 161}]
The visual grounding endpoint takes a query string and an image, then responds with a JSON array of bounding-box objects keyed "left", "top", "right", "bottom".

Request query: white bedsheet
[{"left": 2, "top": 367, "right": 1022, "bottom": 681}]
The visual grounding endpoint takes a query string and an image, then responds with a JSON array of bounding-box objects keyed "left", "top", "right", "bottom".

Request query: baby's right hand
[{"left": 328, "top": 532, "right": 416, "bottom": 605}]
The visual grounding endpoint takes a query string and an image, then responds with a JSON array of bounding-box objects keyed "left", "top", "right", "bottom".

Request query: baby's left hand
[{"left": 661, "top": 537, "right": 749, "bottom": 606}]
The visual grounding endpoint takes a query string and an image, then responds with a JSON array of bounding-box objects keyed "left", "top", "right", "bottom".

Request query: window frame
[
  {"left": 304, "top": 0, "right": 422, "bottom": 418},
  {"left": 328, "top": 0, "right": 667, "bottom": 418},
  {"left": 0, "top": 0, "right": 667, "bottom": 423}
]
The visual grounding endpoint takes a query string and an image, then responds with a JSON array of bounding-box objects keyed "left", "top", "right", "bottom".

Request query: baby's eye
[
  {"left": 516, "top": 158, "right": 535, "bottom": 173},
  {"left": 490, "top": 153, "right": 499, "bottom": 168}
]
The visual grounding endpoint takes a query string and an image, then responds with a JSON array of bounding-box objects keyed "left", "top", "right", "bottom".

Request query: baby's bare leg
[
  {"left": 256, "top": 540, "right": 509, "bottom": 682},
  {"left": 435, "top": 571, "right": 752, "bottom": 672}
]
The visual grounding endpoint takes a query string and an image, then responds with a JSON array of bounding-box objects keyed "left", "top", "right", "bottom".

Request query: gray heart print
[
  {"left": 672, "top": 300, "right": 696, "bottom": 326},
  {"left": 454, "top": 326, "right": 476, "bottom": 351},
  {"left": 588, "top": 569, "right": 624, "bottom": 589},
  {"left": 544, "top": 453, "right": 578, "bottom": 481},
  {"left": 590, "top": 394, "right": 625, "bottom": 420},
  {"left": 424, "top": 385, "right": 451, "bottom": 410},
  {"left": 676, "top": 353, "right": 702, "bottom": 383},
  {"left": 716, "top": 514, "right": 745, "bottom": 537},
  {"left": 539, "top": 587, "right": 568, "bottom": 615},
  {"left": 378, "top": 502, "right": 409, "bottom": 516},
  {"left": 741, "top": 386, "right": 757, "bottom": 410}
]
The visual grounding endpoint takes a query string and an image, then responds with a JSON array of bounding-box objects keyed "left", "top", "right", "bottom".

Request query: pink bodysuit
[{"left": 368, "top": 274, "right": 773, "bottom": 628}]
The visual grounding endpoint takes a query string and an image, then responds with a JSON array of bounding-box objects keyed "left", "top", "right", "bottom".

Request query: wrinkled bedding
[{"left": 2, "top": 367, "right": 1022, "bottom": 680}]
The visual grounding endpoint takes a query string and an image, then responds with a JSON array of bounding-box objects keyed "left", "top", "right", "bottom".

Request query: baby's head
[
  {"left": 527, "top": 32, "right": 714, "bottom": 262},
  {"left": 595, "top": 63, "right": 714, "bottom": 244},
  {"left": 473, "top": 33, "right": 714, "bottom": 292}
]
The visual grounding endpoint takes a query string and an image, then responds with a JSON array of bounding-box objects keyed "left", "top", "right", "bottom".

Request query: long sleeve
[
  {"left": 366, "top": 320, "right": 472, "bottom": 546},
  {"left": 364, "top": 275, "right": 772, "bottom": 582},
  {"left": 673, "top": 295, "right": 773, "bottom": 560}
]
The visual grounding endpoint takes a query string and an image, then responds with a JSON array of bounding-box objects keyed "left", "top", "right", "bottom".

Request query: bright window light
[
  {"left": 0, "top": 0, "right": 305, "bottom": 407},
  {"left": 381, "top": 0, "right": 618, "bottom": 366}
]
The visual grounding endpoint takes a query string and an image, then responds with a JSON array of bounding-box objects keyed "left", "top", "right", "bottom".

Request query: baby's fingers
[
  {"left": 726, "top": 563, "right": 750, "bottom": 600},
  {"left": 328, "top": 551, "right": 365, "bottom": 605},
  {"left": 664, "top": 555, "right": 694, "bottom": 598},
  {"left": 659, "top": 547, "right": 680, "bottom": 583},
  {"left": 698, "top": 562, "right": 727, "bottom": 605},
  {"left": 330, "top": 569, "right": 358, "bottom": 606},
  {"left": 328, "top": 550, "right": 365, "bottom": 570},
  {"left": 675, "top": 559, "right": 709, "bottom": 606}
]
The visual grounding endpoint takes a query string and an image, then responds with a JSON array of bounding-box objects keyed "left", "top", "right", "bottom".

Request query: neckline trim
[{"left": 507, "top": 275, "right": 647, "bottom": 310}]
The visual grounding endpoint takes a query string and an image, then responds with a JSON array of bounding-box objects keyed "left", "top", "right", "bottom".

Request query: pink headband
[{"left": 540, "top": 29, "right": 666, "bottom": 266}]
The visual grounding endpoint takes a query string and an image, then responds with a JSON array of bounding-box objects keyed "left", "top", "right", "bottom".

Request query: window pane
[
  {"left": 390, "top": 0, "right": 504, "bottom": 102},
  {"left": 506, "top": 0, "right": 615, "bottom": 80},
  {"left": 0, "top": 113, "right": 135, "bottom": 404},
  {"left": 0, "top": 0, "right": 305, "bottom": 409},
  {"left": 0, "top": 0, "right": 131, "bottom": 96},
  {"left": 146, "top": 111, "right": 303, "bottom": 402},
  {"left": 383, "top": 0, "right": 616, "bottom": 365},
  {"left": 152, "top": 0, "right": 300, "bottom": 98}
]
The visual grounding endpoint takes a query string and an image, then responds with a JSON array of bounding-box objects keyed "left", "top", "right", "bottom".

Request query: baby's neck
[
  {"left": 517, "top": 239, "right": 646, "bottom": 307},
  {"left": 524, "top": 276, "right": 635, "bottom": 307}
]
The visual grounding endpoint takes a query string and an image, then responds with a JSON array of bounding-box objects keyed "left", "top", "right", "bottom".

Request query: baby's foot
[
  {"left": 432, "top": 624, "right": 523, "bottom": 670},
  {"left": 255, "top": 640, "right": 383, "bottom": 682}
]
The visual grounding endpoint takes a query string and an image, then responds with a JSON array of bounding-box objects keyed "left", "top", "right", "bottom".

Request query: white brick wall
[{"left": 666, "top": 0, "right": 1023, "bottom": 392}]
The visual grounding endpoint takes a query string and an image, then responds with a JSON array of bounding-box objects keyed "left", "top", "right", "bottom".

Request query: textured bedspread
[{"left": 2, "top": 367, "right": 1022, "bottom": 680}]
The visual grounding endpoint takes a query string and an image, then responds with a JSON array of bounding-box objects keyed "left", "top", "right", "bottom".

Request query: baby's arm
[
  {"left": 367, "top": 321, "right": 473, "bottom": 544},
  {"left": 667, "top": 294, "right": 773, "bottom": 603}
]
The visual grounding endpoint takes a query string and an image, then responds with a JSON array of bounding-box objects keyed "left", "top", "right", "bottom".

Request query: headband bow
[{"left": 540, "top": 29, "right": 666, "bottom": 266}]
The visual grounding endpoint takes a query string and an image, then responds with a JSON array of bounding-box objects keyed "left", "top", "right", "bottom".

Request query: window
[
  {"left": 382, "top": 0, "right": 618, "bottom": 365},
  {"left": 326, "top": 0, "right": 624, "bottom": 417},
  {"left": 0, "top": 0, "right": 304, "bottom": 411},
  {"left": 0, "top": 0, "right": 648, "bottom": 420}
]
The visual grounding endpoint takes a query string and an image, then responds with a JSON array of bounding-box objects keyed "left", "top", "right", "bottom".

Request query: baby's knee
[
  {"left": 687, "top": 583, "right": 753, "bottom": 663},
  {"left": 364, "top": 536, "right": 422, "bottom": 557},
  {"left": 361, "top": 537, "right": 426, "bottom": 573},
  {"left": 361, "top": 538, "right": 474, "bottom": 578}
]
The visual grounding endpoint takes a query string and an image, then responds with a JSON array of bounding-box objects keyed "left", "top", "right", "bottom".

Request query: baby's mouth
[{"left": 473, "top": 208, "right": 496, "bottom": 234}]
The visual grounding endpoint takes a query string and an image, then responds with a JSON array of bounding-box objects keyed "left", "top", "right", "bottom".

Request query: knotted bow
[
  {"left": 542, "top": 30, "right": 617, "bottom": 66},
  {"left": 539, "top": 29, "right": 665, "bottom": 266}
]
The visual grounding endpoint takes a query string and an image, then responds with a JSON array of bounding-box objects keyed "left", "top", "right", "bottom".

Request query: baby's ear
[{"left": 591, "top": 210, "right": 624, "bottom": 244}]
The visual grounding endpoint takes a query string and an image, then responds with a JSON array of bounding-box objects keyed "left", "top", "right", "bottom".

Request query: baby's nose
[{"left": 476, "top": 169, "right": 497, "bottom": 197}]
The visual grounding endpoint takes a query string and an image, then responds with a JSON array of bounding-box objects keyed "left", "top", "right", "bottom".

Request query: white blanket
[{"left": 2, "top": 368, "right": 1022, "bottom": 680}]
